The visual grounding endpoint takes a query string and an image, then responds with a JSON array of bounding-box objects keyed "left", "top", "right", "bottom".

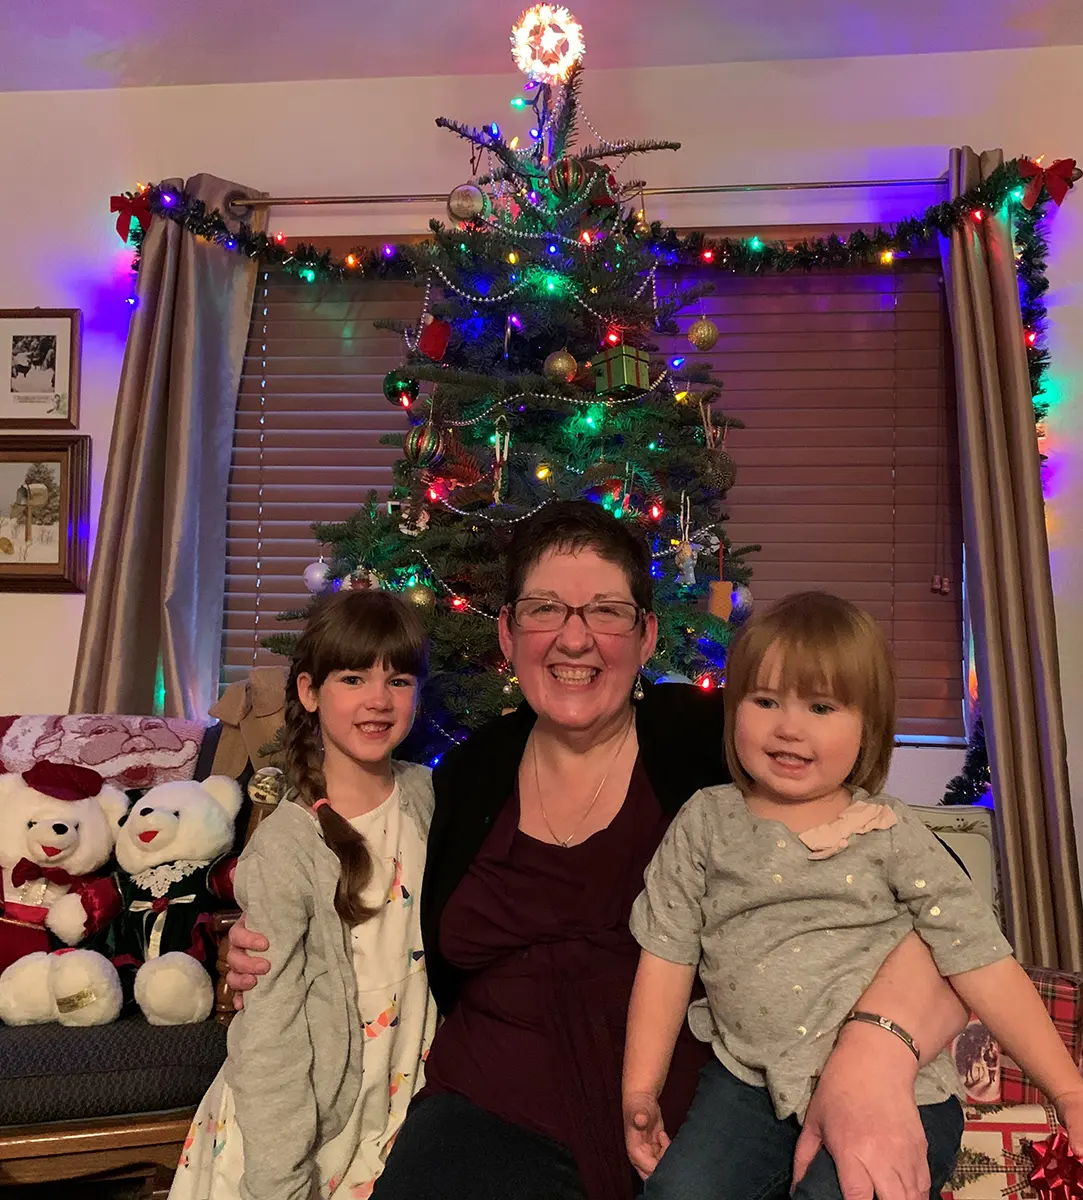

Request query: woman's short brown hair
[
  {"left": 723, "top": 591, "right": 896, "bottom": 795},
  {"left": 503, "top": 500, "right": 653, "bottom": 612}
]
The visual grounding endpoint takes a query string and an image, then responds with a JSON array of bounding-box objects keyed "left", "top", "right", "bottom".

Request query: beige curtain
[
  {"left": 940, "top": 146, "right": 1083, "bottom": 969},
  {"left": 71, "top": 173, "right": 265, "bottom": 722}
]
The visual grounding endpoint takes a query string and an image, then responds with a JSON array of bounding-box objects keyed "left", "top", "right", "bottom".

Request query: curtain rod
[{"left": 232, "top": 175, "right": 949, "bottom": 209}]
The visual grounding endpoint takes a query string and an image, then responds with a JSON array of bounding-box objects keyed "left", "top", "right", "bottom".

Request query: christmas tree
[{"left": 268, "top": 9, "right": 756, "bottom": 763}]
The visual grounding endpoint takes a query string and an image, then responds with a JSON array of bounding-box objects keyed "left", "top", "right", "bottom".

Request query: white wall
[{"left": 1, "top": 45, "right": 1080, "bottom": 808}]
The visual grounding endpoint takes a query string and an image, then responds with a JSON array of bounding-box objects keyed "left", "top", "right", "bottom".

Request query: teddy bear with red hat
[{"left": 0, "top": 760, "right": 129, "bottom": 1025}]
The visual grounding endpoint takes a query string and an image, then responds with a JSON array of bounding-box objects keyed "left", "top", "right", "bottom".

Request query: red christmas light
[
  {"left": 1025, "top": 329, "right": 1039, "bottom": 346},
  {"left": 345, "top": 253, "right": 358, "bottom": 268},
  {"left": 701, "top": 248, "right": 715, "bottom": 262},
  {"left": 606, "top": 330, "right": 621, "bottom": 345},
  {"left": 451, "top": 596, "right": 467, "bottom": 610},
  {"left": 649, "top": 503, "right": 662, "bottom": 520},
  {"left": 971, "top": 209, "right": 984, "bottom": 222},
  {"left": 274, "top": 231, "right": 287, "bottom": 245},
  {"left": 696, "top": 674, "right": 714, "bottom": 691}
]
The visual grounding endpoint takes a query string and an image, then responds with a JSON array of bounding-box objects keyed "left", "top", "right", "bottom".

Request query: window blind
[
  {"left": 656, "top": 258, "right": 963, "bottom": 739},
  {"left": 223, "top": 240, "right": 964, "bottom": 738},
  {"left": 221, "top": 263, "right": 419, "bottom": 685}
]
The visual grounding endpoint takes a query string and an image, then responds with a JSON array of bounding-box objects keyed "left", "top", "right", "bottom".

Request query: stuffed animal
[
  {"left": 108, "top": 776, "right": 241, "bottom": 1026},
  {"left": 0, "top": 762, "right": 130, "bottom": 1026}
]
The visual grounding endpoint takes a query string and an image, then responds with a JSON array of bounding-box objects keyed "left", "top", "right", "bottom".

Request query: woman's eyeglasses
[{"left": 511, "top": 598, "right": 642, "bottom": 634}]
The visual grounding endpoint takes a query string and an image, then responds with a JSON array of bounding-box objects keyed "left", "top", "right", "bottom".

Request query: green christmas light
[
  {"left": 749, "top": 236, "right": 763, "bottom": 251},
  {"left": 511, "top": 96, "right": 527, "bottom": 110},
  {"left": 299, "top": 267, "right": 317, "bottom": 283}
]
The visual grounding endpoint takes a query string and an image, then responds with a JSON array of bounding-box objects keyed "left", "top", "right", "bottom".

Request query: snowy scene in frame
[
  {"left": 0, "top": 310, "right": 81, "bottom": 428},
  {"left": 0, "top": 436, "right": 90, "bottom": 592}
]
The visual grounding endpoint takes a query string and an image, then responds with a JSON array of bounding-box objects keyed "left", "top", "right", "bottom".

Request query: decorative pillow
[{"left": 0, "top": 715, "right": 206, "bottom": 792}]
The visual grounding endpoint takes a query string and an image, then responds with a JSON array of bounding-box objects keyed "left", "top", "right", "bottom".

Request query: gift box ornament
[
  {"left": 593, "top": 345, "right": 650, "bottom": 396},
  {"left": 941, "top": 1103, "right": 1058, "bottom": 1200}
]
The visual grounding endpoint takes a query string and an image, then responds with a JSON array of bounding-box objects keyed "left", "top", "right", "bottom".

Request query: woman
[{"left": 227, "top": 501, "right": 968, "bottom": 1200}]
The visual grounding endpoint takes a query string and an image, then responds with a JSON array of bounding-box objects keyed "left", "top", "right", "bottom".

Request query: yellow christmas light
[
  {"left": 511, "top": 5, "right": 585, "bottom": 83},
  {"left": 880, "top": 250, "right": 895, "bottom": 265}
]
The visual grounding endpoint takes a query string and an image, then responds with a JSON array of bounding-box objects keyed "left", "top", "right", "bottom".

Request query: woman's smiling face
[{"left": 498, "top": 546, "right": 656, "bottom": 734}]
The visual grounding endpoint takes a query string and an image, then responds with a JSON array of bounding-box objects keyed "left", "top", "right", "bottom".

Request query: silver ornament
[{"left": 303, "top": 561, "right": 331, "bottom": 593}]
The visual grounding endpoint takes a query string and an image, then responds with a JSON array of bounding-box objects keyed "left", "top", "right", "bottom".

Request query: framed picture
[
  {"left": 0, "top": 309, "right": 81, "bottom": 429},
  {"left": 0, "top": 435, "right": 90, "bottom": 592}
]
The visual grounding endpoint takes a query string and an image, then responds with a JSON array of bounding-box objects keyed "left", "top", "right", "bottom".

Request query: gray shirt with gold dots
[{"left": 629, "top": 784, "right": 1012, "bottom": 1121}]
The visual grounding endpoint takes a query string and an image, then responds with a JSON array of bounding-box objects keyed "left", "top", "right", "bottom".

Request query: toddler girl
[{"left": 623, "top": 591, "right": 1083, "bottom": 1199}]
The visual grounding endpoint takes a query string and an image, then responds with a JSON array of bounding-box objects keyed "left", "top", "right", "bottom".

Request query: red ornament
[
  {"left": 1018, "top": 158, "right": 1080, "bottom": 210},
  {"left": 1029, "top": 1127, "right": 1083, "bottom": 1199},
  {"left": 590, "top": 170, "right": 619, "bottom": 208},
  {"left": 418, "top": 316, "right": 451, "bottom": 361},
  {"left": 547, "top": 157, "right": 588, "bottom": 203}
]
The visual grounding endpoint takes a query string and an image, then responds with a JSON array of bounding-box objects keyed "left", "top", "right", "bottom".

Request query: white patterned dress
[{"left": 170, "top": 784, "right": 438, "bottom": 1199}]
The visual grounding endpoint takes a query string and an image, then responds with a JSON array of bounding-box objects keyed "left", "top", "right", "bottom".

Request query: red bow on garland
[
  {"left": 1029, "top": 1126, "right": 1083, "bottom": 1199},
  {"left": 1017, "top": 158, "right": 1081, "bottom": 211},
  {"left": 109, "top": 193, "right": 153, "bottom": 242},
  {"left": 11, "top": 858, "right": 75, "bottom": 888}
]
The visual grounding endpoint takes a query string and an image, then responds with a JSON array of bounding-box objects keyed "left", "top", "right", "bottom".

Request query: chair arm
[{"left": 210, "top": 910, "right": 240, "bottom": 1028}]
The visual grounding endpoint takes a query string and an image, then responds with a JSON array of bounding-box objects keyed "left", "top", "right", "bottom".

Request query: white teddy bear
[
  {"left": 109, "top": 776, "right": 242, "bottom": 1026},
  {"left": 0, "top": 762, "right": 130, "bottom": 1027}
]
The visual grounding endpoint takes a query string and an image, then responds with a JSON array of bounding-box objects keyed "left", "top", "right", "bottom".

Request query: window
[
  {"left": 223, "top": 237, "right": 964, "bottom": 739},
  {"left": 221, "top": 262, "right": 416, "bottom": 685},
  {"left": 657, "top": 257, "right": 963, "bottom": 740}
]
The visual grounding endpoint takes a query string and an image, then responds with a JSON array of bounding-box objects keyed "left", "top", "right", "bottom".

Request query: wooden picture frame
[
  {"left": 0, "top": 309, "right": 81, "bottom": 429},
  {"left": 0, "top": 435, "right": 91, "bottom": 592}
]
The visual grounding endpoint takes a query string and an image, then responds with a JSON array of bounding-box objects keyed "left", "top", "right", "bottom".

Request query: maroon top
[{"left": 420, "top": 759, "right": 710, "bottom": 1200}]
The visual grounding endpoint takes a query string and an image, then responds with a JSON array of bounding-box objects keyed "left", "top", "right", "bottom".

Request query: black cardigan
[{"left": 420, "top": 679, "right": 730, "bottom": 1014}]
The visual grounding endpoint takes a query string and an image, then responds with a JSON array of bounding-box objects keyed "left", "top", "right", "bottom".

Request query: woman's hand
[
  {"left": 623, "top": 1091, "right": 670, "bottom": 1180},
  {"left": 793, "top": 1023, "right": 928, "bottom": 1200},
  {"left": 225, "top": 914, "right": 271, "bottom": 1008}
]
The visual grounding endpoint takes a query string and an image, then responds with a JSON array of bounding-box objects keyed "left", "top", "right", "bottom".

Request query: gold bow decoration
[{"left": 209, "top": 666, "right": 288, "bottom": 778}]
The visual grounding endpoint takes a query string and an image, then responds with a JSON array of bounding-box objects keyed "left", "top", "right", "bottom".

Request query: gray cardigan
[{"left": 224, "top": 761, "right": 434, "bottom": 1200}]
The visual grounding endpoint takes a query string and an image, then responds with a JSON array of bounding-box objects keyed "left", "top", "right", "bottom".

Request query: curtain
[
  {"left": 940, "top": 146, "right": 1083, "bottom": 969},
  {"left": 70, "top": 173, "right": 265, "bottom": 721}
]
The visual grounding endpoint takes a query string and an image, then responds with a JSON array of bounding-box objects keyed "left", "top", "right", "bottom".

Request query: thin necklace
[{"left": 530, "top": 717, "right": 635, "bottom": 847}]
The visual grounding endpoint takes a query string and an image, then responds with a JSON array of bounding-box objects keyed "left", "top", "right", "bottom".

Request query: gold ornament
[
  {"left": 447, "top": 184, "right": 492, "bottom": 224},
  {"left": 703, "top": 447, "right": 738, "bottom": 492},
  {"left": 688, "top": 318, "right": 720, "bottom": 351},
  {"left": 543, "top": 348, "right": 578, "bottom": 383},
  {"left": 405, "top": 583, "right": 435, "bottom": 608},
  {"left": 633, "top": 217, "right": 651, "bottom": 238}
]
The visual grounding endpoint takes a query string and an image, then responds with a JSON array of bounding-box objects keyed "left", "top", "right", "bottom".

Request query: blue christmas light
[
  {"left": 547, "top": 243, "right": 559, "bottom": 254},
  {"left": 670, "top": 356, "right": 686, "bottom": 369},
  {"left": 651, "top": 562, "right": 664, "bottom": 579},
  {"left": 529, "top": 128, "right": 540, "bottom": 140},
  {"left": 382, "top": 244, "right": 395, "bottom": 258},
  {"left": 429, "top": 754, "right": 443, "bottom": 767},
  {"left": 489, "top": 123, "right": 501, "bottom": 138}
]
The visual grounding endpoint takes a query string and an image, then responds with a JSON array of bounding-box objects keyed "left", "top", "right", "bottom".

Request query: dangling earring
[{"left": 633, "top": 675, "right": 645, "bottom": 702}]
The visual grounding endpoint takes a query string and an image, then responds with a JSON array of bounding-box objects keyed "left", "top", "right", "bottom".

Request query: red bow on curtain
[
  {"left": 11, "top": 858, "right": 75, "bottom": 888},
  {"left": 109, "top": 193, "right": 153, "bottom": 242},
  {"left": 1029, "top": 1127, "right": 1083, "bottom": 1199},
  {"left": 1017, "top": 158, "right": 1081, "bottom": 211}
]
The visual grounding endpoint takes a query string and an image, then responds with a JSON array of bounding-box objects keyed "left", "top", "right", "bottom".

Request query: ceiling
[{"left": 2, "top": 0, "right": 1082, "bottom": 92}]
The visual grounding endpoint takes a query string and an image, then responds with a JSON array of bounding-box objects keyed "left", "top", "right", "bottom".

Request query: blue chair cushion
[{"left": 0, "top": 1014, "right": 226, "bottom": 1125}]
